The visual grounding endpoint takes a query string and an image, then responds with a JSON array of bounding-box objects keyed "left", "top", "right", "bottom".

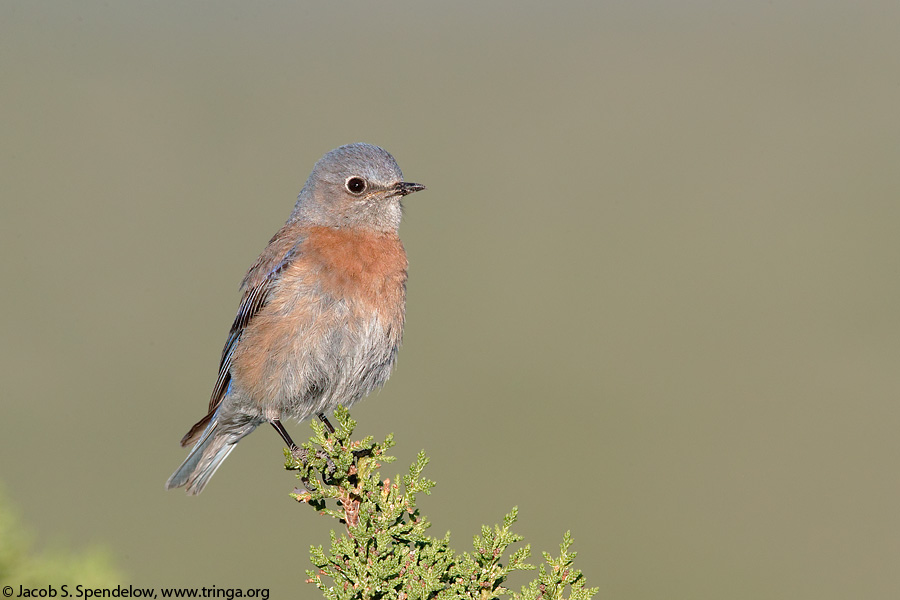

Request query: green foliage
[
  {"left": 0, "top": 488, "right": 120, "bottom": 587},
  {"left": 287, "top": 407, "right": 598, "bottom": 600},
  {"left": 513, "top": 533, "right": 595, "bottom": 600}
]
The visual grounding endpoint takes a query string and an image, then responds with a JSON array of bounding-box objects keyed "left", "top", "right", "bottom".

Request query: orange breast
[
  {"left": 229, "top": 225, "right": 408, "bottom": 412},
  {"left": 300, "top": 226, "right": 408, "bottom": 323}
]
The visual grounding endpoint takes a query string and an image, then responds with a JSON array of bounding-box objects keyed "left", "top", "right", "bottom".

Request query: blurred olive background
[{"left": 2, "top": 1, "right": 900, "bottom": 598}]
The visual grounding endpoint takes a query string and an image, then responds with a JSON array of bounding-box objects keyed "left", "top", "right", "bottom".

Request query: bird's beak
[{"left": 393, "top": 181, "right": 426, "bottom": 197}]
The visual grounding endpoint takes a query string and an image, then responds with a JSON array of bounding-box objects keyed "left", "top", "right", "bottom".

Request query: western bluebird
[{"left": 166, "top": 143, "right": 424, "bottom": 495}]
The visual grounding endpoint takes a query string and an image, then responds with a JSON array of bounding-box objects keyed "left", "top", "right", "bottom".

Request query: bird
[{"left": 165, "top": 143, "right": 425, "bottom": 495}]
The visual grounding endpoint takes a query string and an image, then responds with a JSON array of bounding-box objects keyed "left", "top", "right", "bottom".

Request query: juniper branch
[{"left": 287, "top": 406, "right": 597, "bottom": 600}]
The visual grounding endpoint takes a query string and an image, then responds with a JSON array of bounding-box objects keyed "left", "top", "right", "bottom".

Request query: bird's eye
[{"left": 345, "top": 177, "right": 367, "bottom": 194}]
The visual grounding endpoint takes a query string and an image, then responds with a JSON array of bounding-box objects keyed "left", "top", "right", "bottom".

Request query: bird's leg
[
  {"left": 271, "top": 419, "right": 298, "bottom": 451},
  {"left": 282, "top": 415, "right": 338, "bottom": 493},
  {"left": 317, "top": 412, "right": 336, "bottom": 434}
]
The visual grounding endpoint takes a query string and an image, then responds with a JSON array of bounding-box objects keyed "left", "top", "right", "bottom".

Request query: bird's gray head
[{"left": 290, "top": 143, "right": 425, "bottom": 232}]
